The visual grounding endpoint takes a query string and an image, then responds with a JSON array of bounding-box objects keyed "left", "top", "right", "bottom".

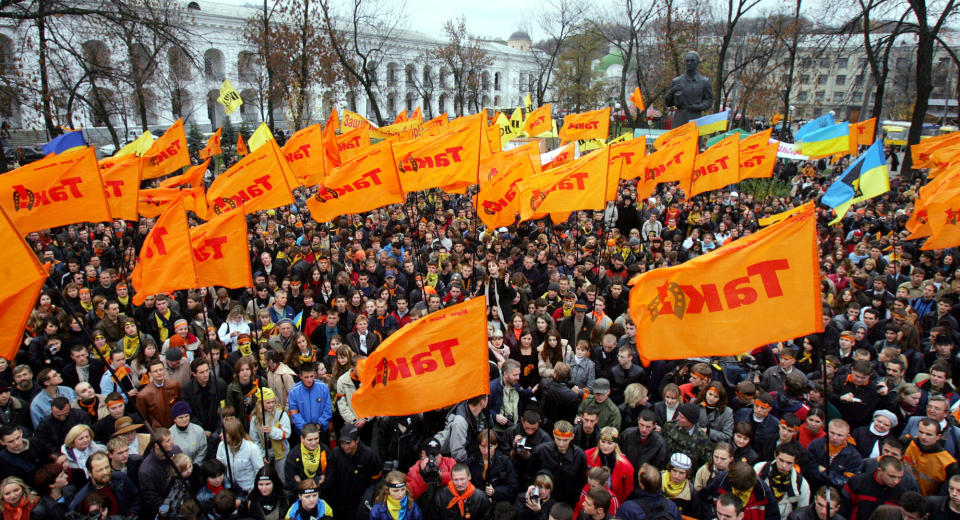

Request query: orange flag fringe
[
  {"left": 307, "top": 141, "right": 404, "bottom": 223},
  {"left": 0, "top": 147, "right": 112, "bottom": 234},
  {"left": 199, "top": 127, "right": 222, "bottom": 160},
  {"left": 142, "top": 119, "right": 191, "bottom": 180},
  {"left": 131, "top": 198, "right": 199, "bottom": 305},
  {"left": 656, "top": 122, "right": 698, "bottom": 150},
  {"left": 322, "top": 119, "right": 342, "bottom": 171},
  {"left": 560, "top": 107, "right": 610, "bottom": 143},
  {"left": 100, "top": 154, "right": 143, "bottom": 221},
  {"left": 523, "top": 104, "right": 552, "bottom": 137},
  {"left": 192, "top": 209, "right": 254, "bottom": 288},
  {"left": 351, "top": 297, "right": 490, "bottom": 418},
  {"left": 0, "top": 206, "right": 49, "bottom": 360},
  {"left": 206, "top": 140, "right": 295, "bottom": 216},
  {"left": 628, "top": 203, "right": 822, "bottom": 364}
]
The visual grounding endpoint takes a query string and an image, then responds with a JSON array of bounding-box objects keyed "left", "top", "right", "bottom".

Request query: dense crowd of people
[{"left": 0, "top": 139, "right": 958, "bottom": 520}]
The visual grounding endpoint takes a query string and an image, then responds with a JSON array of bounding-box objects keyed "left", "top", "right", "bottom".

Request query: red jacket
[
  {"left": 406, "top": 456, "right": 458, "bottom": 500},
  {"left": 584, "top": 447, "right": 635, "bottom": 504}
]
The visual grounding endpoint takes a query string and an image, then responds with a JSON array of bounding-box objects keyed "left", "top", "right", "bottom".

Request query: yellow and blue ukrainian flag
[
  {"left": 42, "top": 130, "right": 87, "bottom": 156},
  {"left": 795, "top": 113, "right": 834, "bottom": 143},
  {"left": 798, "top": 122, "right": 849, "bottom": 157},
  {"left": 694, "top": 110, "right": 729, "bottom": 136},
  {"left": 822, "top": 139, "right": 889, "bottom": 223}
]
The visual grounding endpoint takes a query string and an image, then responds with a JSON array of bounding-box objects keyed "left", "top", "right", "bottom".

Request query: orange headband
[
  {"left": 553, "top": 429, "right": 574, "bottom": 439},
  {"left": 107, "top": 399, "right": 124, "bottom": 408},
  {"left": 780, "top": 419, "right": 800, "bottom": 432},
  {"left": 753, "top": 399, "right": 772, "bottom": 409}
]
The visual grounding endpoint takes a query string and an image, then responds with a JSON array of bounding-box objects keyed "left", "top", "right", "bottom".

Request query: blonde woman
[
  {"left": 0, "top": 476, "right": 37, "bottom": 520},
  {"left": 62, "top": 424, "right": 105, "bottom": 479},
  {"left": 216, "top": 415, "right": 265, "bottom": 492},
  {"left": 250, "top": 388, "right": 292, "bottom": 480},
  {"left": 584, "top": 427, "right": 635, "bottom": 503},
  {"left": 369, "top": 470, "right": 424, "bottom": 520},
  {"left": 219, "top": 305, "right": 251, "bottom": 351}
]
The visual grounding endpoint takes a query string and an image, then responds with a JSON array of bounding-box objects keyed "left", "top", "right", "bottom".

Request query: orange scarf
[
  {"left": 446, "top": 480, "right": 476, "bottom": 517},
  {"left": 4, "top": 497, "right": 31, "bottom": 520}
]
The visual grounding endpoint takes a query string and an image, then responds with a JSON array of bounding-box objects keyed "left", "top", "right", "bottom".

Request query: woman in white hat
[{"left": 662, "top": 452, "right": 700, "bottom": 518}]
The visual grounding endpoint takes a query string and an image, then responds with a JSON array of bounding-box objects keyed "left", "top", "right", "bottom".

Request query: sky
[{"left": 224, "top": 0, "right": 543, "bottom": 42}]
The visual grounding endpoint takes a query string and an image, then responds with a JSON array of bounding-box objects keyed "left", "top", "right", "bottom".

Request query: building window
[
  {"left": 797, "top": 91, "right": 808, "bottom": 101},
  {"left": 817, "top": 75, "right": 827, "bottom": 85},
  {"left": 836, "top": 58, "right": 848, "bottom": 68},
  {"left": 855, "top": 74, "right": 865, "bottom": 86},
  {"left": 833, "top": 92, "right": 845, "bottom": 102},
  {"left": 802, "top": 58, "right": 813, "bottom": 68},
  {"left": 800, "top": 74, "right": 810, "bottom": 85},
  {"left": 815, "top": 91, "right": 825, "bottom": 100},
  {"left": 835, "top": 75, "right": 846, "bottom": 86}
]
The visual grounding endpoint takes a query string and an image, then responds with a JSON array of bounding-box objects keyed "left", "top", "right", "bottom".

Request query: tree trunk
[
  {"left": 37, "top": 0, "right": 56, "bottom": 138},
  {"left": 263, "top": 0, "right": 275, "bottom": 129},
  {"left": 781, "top": 0, "right": 802, "bottom": 141}
]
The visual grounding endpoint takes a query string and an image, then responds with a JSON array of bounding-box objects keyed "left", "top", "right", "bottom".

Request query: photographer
[
  {"left": 407, "top": 438, "right": 456, "bottom": 500},
  {"left": 503, "top": 410, "right": 551, "bottom": 485},
  {"left": 468, "top": 429, "right": 518, "bottom": 503},
  {"left": 516, "top": 472, "right": 557, "bottom": 520}
]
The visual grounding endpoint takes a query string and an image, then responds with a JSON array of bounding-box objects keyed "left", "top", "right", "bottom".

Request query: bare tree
[
  {"left": 713, "top": 0, "right": 763, "bottom": 111},
  {"left": 551, "top": 30, "right": 606, "bottom": 112},
  {"left": 530, "top": 0, "right": 582, "bottom": 106},
  {"left": 434, "top": 17, "right": 492, "bottom": 117},
  {"left": 317, "top": 0, "right": 406, "bottom": 126},
  {"left": 407, "top": 51, "right": 440, "bottom": 119}
]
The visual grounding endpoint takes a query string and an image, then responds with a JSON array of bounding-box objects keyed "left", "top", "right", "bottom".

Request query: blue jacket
[
  {"left": 70, "top": 471, "right": 140, "bottom": 516},
  {"left": 369, "top": 500, "right": 424, "bottom": 520},
  {"left": 617, "top": 490, "right": 681, "bottom": 520},
  {"left": 487, "top": 376, "right": 533, "bottom": 425},
  {"left": 804, "top": 437, "right": 863, "bottom": 489},
  {"left": 288, "top": 381, "right": 333, "bottom": 432}
]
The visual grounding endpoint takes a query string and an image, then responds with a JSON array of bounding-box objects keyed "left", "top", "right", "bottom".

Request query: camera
[{"left": 421, "top": 459, "right": 441, "bottom": 484}]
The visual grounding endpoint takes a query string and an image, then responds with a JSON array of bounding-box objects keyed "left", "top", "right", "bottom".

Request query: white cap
[{"left": 669, "top": 452, "right": 692, "bottom": 471}]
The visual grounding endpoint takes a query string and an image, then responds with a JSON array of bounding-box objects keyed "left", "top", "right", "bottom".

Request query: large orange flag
[
  {"left": 131, "top": 198, "right": 199, "bottom": 305},
  {"left": 0, "top": 206, "right": 48, "bottom": 360},
  {"left": 541, "top": 142, "right": 577, "bottom": 171},
  {"left": 476, "top": 155, "right": 534, "bottom": 229},
  {"left": 688, "top": 134, "right": 740, "bottom": 198},
  {"left": 906, "top": 169, "right": 960, "bottom": 239},
  {"left": 739, "top": 129, "right": 777, "bottom": 181},
  {"left": 486, "top": 120, "right": 502, "bottom": 154},
  {"left": 199, "top": 127, "right": 222, "bottom": 160},
  {"left": 158, "top": 159, "right": 209, "bottom": 189},
  {"left": 307, "top": 141, "right": 404, "bottom": 223},
  {"left": 337, "top": 125, "right": 371, "bottom": 163},
  {"left": 480, "top": 142, "right": 541, "bottom": 187},
  {"left": 0, "top": 147, "right": 111, "bottom": 234},
  {"left": 608, "top": 137, "right": 647, "bottom": 200},
  {"left": 636, "top": 135, "right": 697, "bottom": 200},
  {"left": 237, "top": 133, "right": 249, "bottom": 156},
  {"left": 141, "top": 119, "right": 191, "bottom": 179},
  {"left": 352, "top": 296, "right": 490, "bottom": 418},
  {"left": 100, "top": 154, "right": 143, "bottom": 221},
  {"left": 206, "top": 139, "right": 295, "bottom": 216},
  {"left": 518, "top": 148, "right": 609, "bottom": 222},
  {"left": 322, "top": 121, "right": 342, "bottom": 170},
  {"left": 628, "top": 203, "right": 821, "bottom": 364},
  {"left": 912, "top": 131, "right": 960, "bottom": 168},
  {"left": 523, "top": 104, "right": 552, "bottom": 137},
  {"left": 192, "top": 209, "right": 253, "bottom": 288},
  {"left": 393, "top": 117, "right": 482, "bottom": 193},
  {"left": 423, "top": 114, "right": 448, "bottom": 135},
  {"left": 325, "top": 108, "right": 340, "bottom": 134},
  {"left": 655, "top": 122, "right": 698, "bottom": 150},
  {"left": 393, "top": 109, "right": 408, "bottom": 124},
  {"left": 560, "top": 107, "right": 611, "bottom": 143},
  {"left": 281, "top": 125, "right": 326, "bottom": 187},
  {"left": 855, "top": 118, "right": 877, "bottom": 146},
  {"left": 920, "top": 185, "right": 960, "bottom": 250},
  {"left": 139, "top": 187, "right": 208, "bottom": 219}
]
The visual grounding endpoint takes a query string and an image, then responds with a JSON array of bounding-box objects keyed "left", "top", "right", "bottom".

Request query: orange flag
[
  {"left": 281, "top": 125, "right": 327, "bottom": 187},
  {"left": 688, "top": 134, "right": 740, "bottom": 198},
  {"left": 321, "top": 119, "right": 342, "bottom": 171},
  {"left": 655, "top": 122, "right": 698, "bottom": 150},
  {"left": 523, "top": 104, "right": 552, "bottom": 137},
  {"left": 630, "top": 87, "right": 645, "bottom": 112},
  {"left": 411, "top": 106, "right": 423, "bottom": 122},
  {"left": 636, "top": 135, "right": 697, "bottom": 200},
  {"left": 480, "top": 142, "right": 542, "bottom": 187},
  {"left": 394, "top": 109, "right": 408, "bottom": 124},
  {"left": 908, "top": 168, "right": 960, "bottom": 240},
  {"left": 476, "top": 155, "right": 534, "bottom": 229},
  {"left": 199, "top": 127, "right": 222, "bottom": 160},
  {"left": 192, "top": 209, "right": 253, "bottom": 288},
  {"left": 771, "top": 113, "right": 783, "bottom": 126},
  {"left": 139, "top": 187, "right": 207, "bottom": 219},
  {"left": 393, "top": 117, "right": 482, "bottom": 193},
  {"left": 100, "top": 154, "right": 143, "bottom": 221},
  {"left": 0, "top": 147, "right": 111, "bottom": 234},
  {"left": 131, "top": 198, "right": 199, "bottom": 305},
  {"left": 307, "top": 141, "right": 404, "bottom": 223},
  {"left": 486, "top": 120, "right": 502, "bottom": 154},
  {"left": 237, "top": 133, "right": 249, "bottom": 156},
  {"left": 518, "top": 147, "right": 609, "bottom": 222},
  {"left": 423, "top": 114, "right": 448, "bottom": 134},
  {"left": 855, "top": 118, "right": 877, "bottom": 146},
  {"left": 608, "top": 137, "right": 647, "bottom": 200},
  {"left": 337, "top": 125, "right": 371, "bottom": 163},
  {"left": 207, "top": 140, "right": 295, "bottom": 217},
  {"left": 912, "top": 131, "right": 960, "bottom": 168},
  {"left": 158, "top": 159, "right": 209, "bottom": 189},
  {"left": 0, "top": 206, "right": 49, "bottom": 360},
  {"left": 141, "top": 119, "right": 191, "bottom": 180},
  {"left": 352, "top": 296, "right": 490, "bottom": 418},
  {"left": 628, "top": 203, "right": 822, "bottom": 364},
  {"left": 739, "top": 129, "right": 777, "bottom": 181},
  {"left": 560, "top": 107, "right": 610, "bottom": 143},
  {"left": 920, "top": 184, "right": 960, "bottom": 250},
  {"left": 541, "top": 142, "right": 577, "bottom": 171},
  {"left": 326, "top": 108, "right": 340, "bottom": 134}
]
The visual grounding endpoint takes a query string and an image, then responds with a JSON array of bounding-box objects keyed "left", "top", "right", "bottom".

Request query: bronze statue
[{"left": 666, "top": 51, "right": 714, "bottom": 126}]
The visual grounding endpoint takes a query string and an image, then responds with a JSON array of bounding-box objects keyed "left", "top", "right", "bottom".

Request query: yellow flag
[
  {"left": 114, "top": 131, "right": 154, "bottom": 158},
  {"left": 248, "top": 122, "right": 274, "bottom": 152},
  {"left": 524, "top": 93, "right": 533, "bottom": 112},
  {"left": 218, "top": 79, "right": 243, "bottom": 115},
  {"left": 504, "top": 108, "right": 523, "bottom": 145}
]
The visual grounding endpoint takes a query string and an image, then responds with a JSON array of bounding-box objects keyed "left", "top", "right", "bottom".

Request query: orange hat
[
  {"left": 168, "top": 335, "right": 186, "bottom": 348},
  {"left": 424, "top": 286, "right": 437, "bottom": 296}
]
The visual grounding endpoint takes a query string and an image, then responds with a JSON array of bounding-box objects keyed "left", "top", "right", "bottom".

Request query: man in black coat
[
  {"left": 321, "top": 424, "right": 381, "bottom": 520},
  {"left": 620, "top": 409, "right": 668, "bottom": 470},
  {"left": 433, "top": 463, "right": 491, "bottom": 520},
  {"left": 531, "top": 420, "right": 586, "bottom": 506},
  {"left": 35, "top": 396, "right": 89, "bottom": 449}
]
